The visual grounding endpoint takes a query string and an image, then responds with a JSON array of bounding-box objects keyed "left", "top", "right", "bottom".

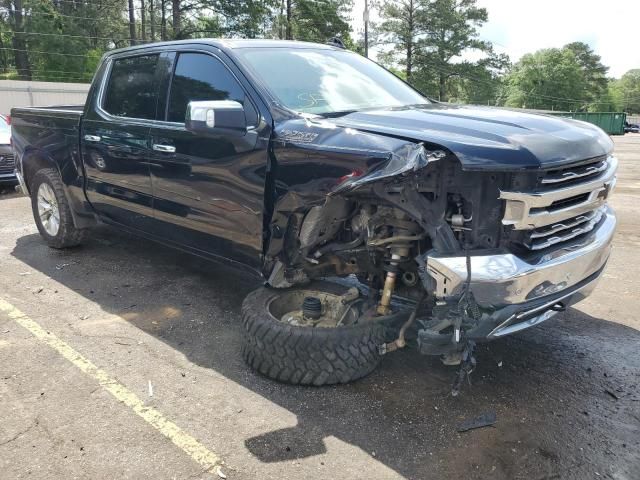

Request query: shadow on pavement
[{"left": 10, "top": 228, "right": 640, "bottom": 480}]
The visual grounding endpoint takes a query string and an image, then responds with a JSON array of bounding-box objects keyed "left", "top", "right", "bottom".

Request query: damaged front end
[
  {"left": 262, "top": 119, "right": 505, "bottom": 362},
  {"left": 262, "top": 117, "right": 616, "bottom": 367}
]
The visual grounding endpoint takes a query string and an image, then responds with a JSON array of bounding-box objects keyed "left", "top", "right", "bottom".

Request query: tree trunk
[
  {"left": 141, "top": 0, "right": 147, "bottom": 42},
  {"left": 172, "top": 0, "right": 181, "bottom": 39},
  {"left": 161, "top": 0, "right": 167, "bottom": 40},
  {"left": 128, "top": 0, "right": 137, "bottom": 46},
  {"left": 439, "top": 72, "right": 447, "bottom": 101},
  {"left": 150, "top": 0, "right": 155, "bottom": 41},
  {"left": 9, "top": 0, "right": 31, "bottom": 80},
  {"left": 0, "top": 32, "right": 7, "bottom": 74},
  {"left": 278, "top": 0, "right": 284, "bottom": 39},
  {"left": 285, "top": 0, "right": 292, "bottom": 40},
  {"left": 406, "top": 0, "right": 413, "bottom": 81}
]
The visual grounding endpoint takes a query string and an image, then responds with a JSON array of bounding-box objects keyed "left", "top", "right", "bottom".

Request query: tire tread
[{"left": 241, "top": 283, "right": 388, "bottom": 386}]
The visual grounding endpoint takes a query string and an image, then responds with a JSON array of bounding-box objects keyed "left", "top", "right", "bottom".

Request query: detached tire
[
  {"left": 30, "top": 168, "right": 88, "bottom": 249},
  {"left": 242, "top": 281, "right": 388, "bottom": 386}
]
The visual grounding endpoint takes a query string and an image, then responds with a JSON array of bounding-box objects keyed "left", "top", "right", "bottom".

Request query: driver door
[{"left": 148, "top": 49, "right": 267, "bottom": 268}]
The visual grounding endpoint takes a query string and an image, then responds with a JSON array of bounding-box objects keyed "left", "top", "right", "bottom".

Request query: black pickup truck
[{"left": 11, "top": 39, "right": 617, "bottom": 387}]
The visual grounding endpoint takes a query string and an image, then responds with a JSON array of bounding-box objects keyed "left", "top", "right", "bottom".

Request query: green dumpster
[{"left": 547, "top": 111, "right": 627, "bottom": 135}]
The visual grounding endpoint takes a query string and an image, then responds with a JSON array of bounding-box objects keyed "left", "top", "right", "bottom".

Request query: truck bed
[{"left": 11, "top": 105, "right": 84, "bottom": 122}]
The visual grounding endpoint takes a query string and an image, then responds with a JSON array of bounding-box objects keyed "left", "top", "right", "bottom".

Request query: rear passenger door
[
  {"left": 148, "top": 50, "right": 267, "bottom": 268},
  {"left": 82, "top": 53, "right": 162, "bottom": 230}
]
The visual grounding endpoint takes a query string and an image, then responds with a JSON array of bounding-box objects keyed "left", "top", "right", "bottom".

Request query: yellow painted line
[{"left": 0, "top": 298, "right": 222, "bottom": 473}]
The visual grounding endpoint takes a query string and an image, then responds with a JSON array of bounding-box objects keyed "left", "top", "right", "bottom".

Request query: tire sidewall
[
  {"left": 30, "top": 168, "right": 84, "bottom": 249},
  {"left": 31, "top": 172, "right": 62, "bottom": 244},
  {"left": 241, "top": 281, "right": 391, "bottom": 386}
]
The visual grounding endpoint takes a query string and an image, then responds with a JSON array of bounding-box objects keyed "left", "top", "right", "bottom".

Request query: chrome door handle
[
  {"left": 152, "top": 144, "right": 176, "bottom": 153},
  {"left": 84, "top": 135, "right": 101, "bottom": 142}
]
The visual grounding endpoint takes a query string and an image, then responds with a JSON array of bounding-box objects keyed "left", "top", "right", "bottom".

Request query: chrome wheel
[{"left": 37, "top": 183, "right": 60, "bottom": 236}]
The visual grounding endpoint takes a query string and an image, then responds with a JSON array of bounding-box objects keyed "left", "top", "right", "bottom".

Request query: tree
[
  {"left": 503, "top": 48, "right": 587, "bottom": 111},
  {"left": 418, "top": 0, "right": 498, "bottom": 101},
  {"left": 0, "top": 0, "right": 349, "bottom": 83},
  {"left": 274, "top": 0, "right": 353, "bottom": 44},
  {"left": 375, "top": 0, "right": 426, "bottom": 82},
  {"left": 564, "top": 42, "right": 609, "bottom": 110},
  {"left": 611, "top": 69, "right": 640, "bottom": 114},
  {"left": 129, "top": 0, "right": 137, "bottom": 46},
  {"left": 374, "top": 0, "right": 505, "bottom": 102},
  {"left": 2, "top": 0, "right": 31, "bottom": 79}
]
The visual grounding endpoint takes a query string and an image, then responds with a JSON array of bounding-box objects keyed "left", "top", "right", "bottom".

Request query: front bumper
[
  {"left": 0, "top": 172, "right": 18, "bottom": 184},
  {"left": 425, "top": 205, "right": 616, "bottom": 339}
]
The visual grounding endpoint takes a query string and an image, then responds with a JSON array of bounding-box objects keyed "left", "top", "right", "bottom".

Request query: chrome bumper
[{"left": 426, "top": 205, "right": 616, "bottom": 308}]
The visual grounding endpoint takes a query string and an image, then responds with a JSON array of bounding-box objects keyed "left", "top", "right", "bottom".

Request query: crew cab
[{"left": 11, "top": 40, "right": 617, "bottom": 388}]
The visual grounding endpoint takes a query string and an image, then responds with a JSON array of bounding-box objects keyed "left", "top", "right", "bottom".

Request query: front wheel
[
  {"left": 241, "top": 281, "right": 394, "bottom": 386},
  {"left": 30, "top": 168, "right": 88, "bottom": 249}
]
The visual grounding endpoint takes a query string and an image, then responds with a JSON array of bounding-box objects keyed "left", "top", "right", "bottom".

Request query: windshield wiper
[{"left": 319, "top": 109, "right": 360, "bottom": 118}]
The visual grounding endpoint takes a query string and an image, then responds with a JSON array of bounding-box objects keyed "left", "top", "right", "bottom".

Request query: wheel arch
[{"left": 22, "top": 148, "right": 97, "bottom": 229}]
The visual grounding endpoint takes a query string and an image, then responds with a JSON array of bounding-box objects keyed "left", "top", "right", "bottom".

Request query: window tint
[
  {"left": 103, "top": 54, "right": 159, "bottom": 119},
  {"left": 167, "top": 53, "right": 255, "bottom": 124}
]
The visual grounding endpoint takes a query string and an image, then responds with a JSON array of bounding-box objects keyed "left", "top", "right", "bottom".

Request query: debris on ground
[
  {"left": 604, "top": 389, "right": 620, "bottom": 400},
  {"left": 148, "top": 381, "right": 154, "bottom": 397},
  {"left": 215, "top": 466, "right": 227, "bottom": 479},
  {"left": 457, "top": 411, "right": 497, "bottom": 433}
]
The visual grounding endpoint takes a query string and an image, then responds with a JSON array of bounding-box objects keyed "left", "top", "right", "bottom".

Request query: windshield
[
  {"left": 236, "top": 48, "right": 428, "bottom": 115},
  {"left": 0, "top": 117, "right": 9, "bottom": 134}
]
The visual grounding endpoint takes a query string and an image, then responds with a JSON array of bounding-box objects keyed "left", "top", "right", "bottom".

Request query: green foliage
[
  {"left": 0, "top": 0, "right": 635, "bottom": 116},
  {"left": 270, "top": 0, "right": 353, "bottom": 44},
  {"left": 0, "top": 0, "right": 355, "bottom": 82},
  {"left": 374, "top": 0, "right": 508, "bottom": 103},
  {"left": 503, "top": 43, "right": 616, "bottom": 112},
  {"left": 610, "top": 69, "right": 640, "bottom": 114}
]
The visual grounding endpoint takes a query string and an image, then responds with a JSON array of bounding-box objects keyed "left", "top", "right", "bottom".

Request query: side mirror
[{"left": 185, "top": 100, "right": 247, "bottom": 137}]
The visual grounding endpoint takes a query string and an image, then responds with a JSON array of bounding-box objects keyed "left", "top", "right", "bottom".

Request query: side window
[
  {"left": 167, "top": 53, "right": 257, "bottom": 125},
  {"left": 103, "top": 54, "right": 159, "bottom": 119}
]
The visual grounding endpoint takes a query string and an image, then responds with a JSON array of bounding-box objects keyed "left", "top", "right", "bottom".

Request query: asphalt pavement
[{"left": 1, "top": 135, "right": 639, "bottom": 480}]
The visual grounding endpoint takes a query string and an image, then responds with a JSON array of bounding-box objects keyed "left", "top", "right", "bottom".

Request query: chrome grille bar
[
  {"left": 541, "top": 158, "right": 608, "bottom": 185},
  {"left": 528, "top": 210, "right": 599, "bottom": 239},
  {"left": 500, "top": 155, "right": 617, "bottom": 230},
  {"left": 524, "top": 208, "right": 604, "bottom": 250}
]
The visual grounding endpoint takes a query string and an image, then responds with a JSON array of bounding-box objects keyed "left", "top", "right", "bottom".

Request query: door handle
[
  {"left": 84, "top": 134, "right": 101, "bottom": 142},
  {"left": 152, "top": 144, "right": 176, "bottom": 153}
]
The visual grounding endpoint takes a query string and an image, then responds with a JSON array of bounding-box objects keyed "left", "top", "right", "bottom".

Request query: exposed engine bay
[{"left": 263, "top": 141, "right": 506, "bottom": 368}]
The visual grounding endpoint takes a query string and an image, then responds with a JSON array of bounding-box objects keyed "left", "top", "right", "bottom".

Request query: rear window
[{"left": 103, "top": 54, "right": 159, "bottom": 119}]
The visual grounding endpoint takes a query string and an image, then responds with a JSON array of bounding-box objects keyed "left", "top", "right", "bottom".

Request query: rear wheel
[
  {"left": 241, "top": 281, "right": 405, "bottom": 386},
  {"left": 30, "top": 168, "right": 88, "bottom": 248}
]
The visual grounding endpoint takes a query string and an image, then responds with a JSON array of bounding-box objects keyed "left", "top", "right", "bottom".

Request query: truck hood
[{"left": 324, "top": 104, "right": 614, "bottom": 171}]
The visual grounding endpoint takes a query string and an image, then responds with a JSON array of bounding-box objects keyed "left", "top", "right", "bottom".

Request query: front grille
[
  {"left": 0, "top": 152, "right": 15, "bottom": 174},
  {"left": 501, "top": 156, "right": 617, "bottom": 251},
  {"left": 540, "top": 156, "right": 608, "bottom": 187},
  {"left": 522, "top": 208, "right": 604, "bottom": 250}
]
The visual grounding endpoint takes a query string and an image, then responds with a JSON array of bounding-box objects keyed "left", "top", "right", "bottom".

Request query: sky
[{"left": 350, "top": 0, "right": 640, "bottom": 78}]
